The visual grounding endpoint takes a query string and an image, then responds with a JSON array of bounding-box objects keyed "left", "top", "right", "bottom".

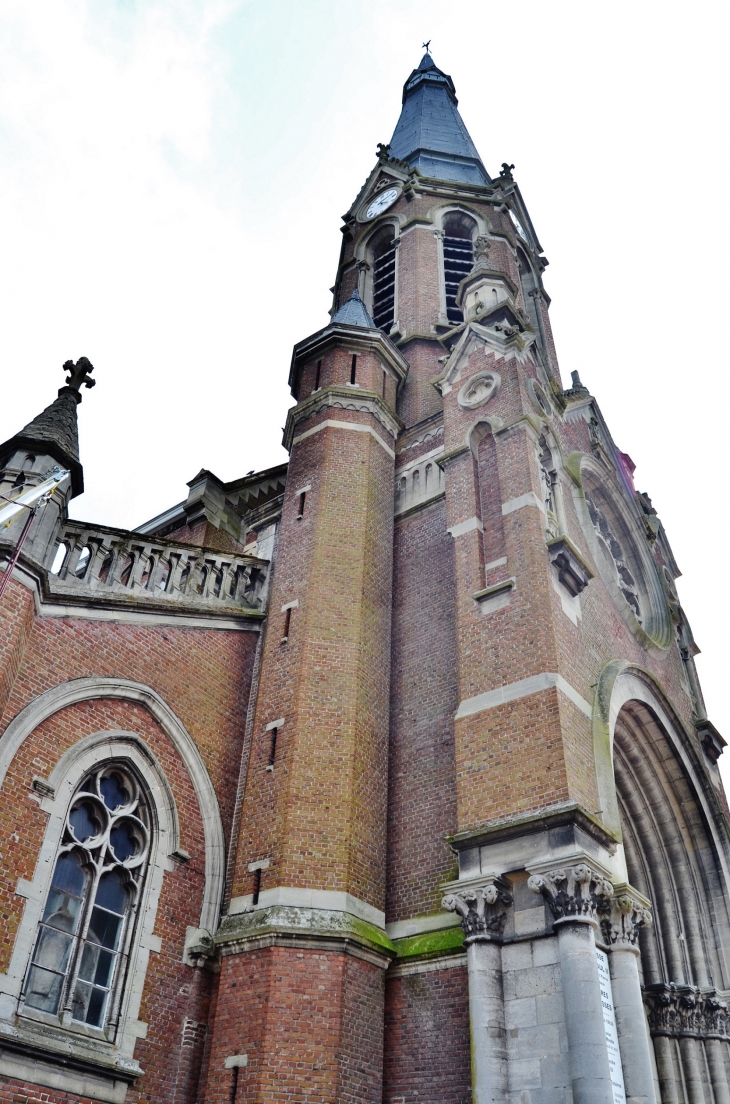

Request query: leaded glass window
[{"left": 23, "top": 765, "right": 150, "bottom": 1030}]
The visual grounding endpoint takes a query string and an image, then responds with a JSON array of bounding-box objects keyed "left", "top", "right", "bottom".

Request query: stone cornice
[
  {"left": 288, "top": 323, "right": 409, "bottom": 394},
  {"left": 282, "top": 386, "right": 403, "bottom": 453},
  {"left": 448, "top": 802, "right": 621, "bottom": 854},
  {"left": 213, "top": 905, "right": 396, "bottom": 969},
  {"left": 1, "top": 560, "right": 264, "bottom": 631}
]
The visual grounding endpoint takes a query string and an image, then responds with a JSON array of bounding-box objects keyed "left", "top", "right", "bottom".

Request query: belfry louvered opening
[
  {"left": 443, "top": 213, "right": 476, "bottom": 325},
  {"left": 371, "top": 232, "right": 397, "bottom": 333}
]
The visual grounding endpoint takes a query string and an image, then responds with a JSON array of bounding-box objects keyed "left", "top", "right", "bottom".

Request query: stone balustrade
[{"left": 42, "top": 520, "right": 269, "bottom": 614}]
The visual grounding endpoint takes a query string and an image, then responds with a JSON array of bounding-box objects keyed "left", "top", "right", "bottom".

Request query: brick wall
[
  {"left": 200, "top": 946, "right": 384, "bottom": 1104},
  {"left": 388, "top": 497, "right": 459, "bottom": 921},
  {"left": 383, "top": 962, "right": 471, "bottom": 1104},
  {"left": 0, "top": 578, "right": 258, "bottom": 1104}
]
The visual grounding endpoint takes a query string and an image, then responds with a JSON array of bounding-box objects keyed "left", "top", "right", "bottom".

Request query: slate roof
[
  {"left": 331, "top": 290, "right": 376, "bottom": 329},
  {"left": 389, "top": 53, "right": 490, "bottom": 186},
  {"left": 0, "top": 390, "right": 84, "bottom": 495},
  {"left": 17, "top": 392, "right": 81, "bottom": 463}
]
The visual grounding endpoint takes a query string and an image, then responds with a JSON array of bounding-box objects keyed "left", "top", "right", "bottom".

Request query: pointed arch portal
[{"left": 595, "top": 663, "right": 730, "bottom": 1102}]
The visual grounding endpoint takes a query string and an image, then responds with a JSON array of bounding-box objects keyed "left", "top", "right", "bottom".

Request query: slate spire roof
[
  {"left": 388, "top": 53, "right": 490, "bottom": 187},
  {"left": 0, "top": 358, "right": 95, "bottom": 497},
  {"left": 331, "top": 289, "right": 376, "bottom": 329}
]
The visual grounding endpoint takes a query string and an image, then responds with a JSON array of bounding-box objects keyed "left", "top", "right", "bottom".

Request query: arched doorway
[{"left": 614, "top": 698, "right": 730, "bottom": 1102}]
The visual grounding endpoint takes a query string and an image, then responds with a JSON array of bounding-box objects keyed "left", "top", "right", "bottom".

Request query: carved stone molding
[
  {"left": 644, "top": 983, "right": 730, "bottom": 1040},
  {"left": 457, "top": 369, "right": 500, "bottom": 411},
  {"left": 528, "top": 864, "right": 612, "bottom": 924},
  {"left": 283, "top": 386, "right": 402, "bottom": 451},
  {"left": 598, "top": 887, "right": 652, "bottom": 949},
  {"left": 547, "top": 537, "right": 594, "bottom": 598},
  {"left": 442, "top": 878, "right": 513, "bottom": 942}
]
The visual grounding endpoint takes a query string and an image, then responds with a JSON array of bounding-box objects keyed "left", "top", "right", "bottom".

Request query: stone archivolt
[
  {"left": 644, "top": 983, "right": 730, "bottom": 1040},
  {"left": 527, "top": 863, "right": 613, "bottom": 922},
  {"left": 442, "top": 879, "right": 513, "bottom": 941}
]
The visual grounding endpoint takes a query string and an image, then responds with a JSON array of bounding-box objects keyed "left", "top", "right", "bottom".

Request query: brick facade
[{"left": 0, "top": 50, "right": 728, "bottom": 1104}]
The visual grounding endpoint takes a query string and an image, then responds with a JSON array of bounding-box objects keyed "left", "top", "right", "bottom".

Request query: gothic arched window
[
  {"left": 442, "top": 212, "right": 476, "bottom": 324},
  {"left": 517, "top": 248, "right": 541, "bottom": 337},
  {"left": 22, "top": 764, "right": 150, "bottom": 1030}
]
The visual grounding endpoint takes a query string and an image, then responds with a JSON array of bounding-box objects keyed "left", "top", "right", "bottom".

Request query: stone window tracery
[
  {"left": 585, "top": 491, "right": 642, "bottom": 622},
  {"left": 575, "top": 463, "right": 672, "bottom": 650},
  {"left": 22, "top": 764, "right": 150, "bottom": 1031}
]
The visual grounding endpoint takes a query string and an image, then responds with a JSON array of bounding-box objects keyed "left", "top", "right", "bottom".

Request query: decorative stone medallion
[
  {"left": 457, "top": 370, "right": 500, "bottom": 410},
  {"left": 529, "top": 378, "right": 553, "bottom": 419}
]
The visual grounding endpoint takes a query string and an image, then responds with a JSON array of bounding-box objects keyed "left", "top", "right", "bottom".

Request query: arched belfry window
[
  {"left": 517, "top": 248, "right": 541, "bottom": 337},
  {"left": 442, "top": 212, "right": 476, "bottom": 325},
  {"left": 23, "top": 764, "right": 150, "bottom": 1030},
  {"left": 370, "top": 227, "right": 397, "bottom": 333}
]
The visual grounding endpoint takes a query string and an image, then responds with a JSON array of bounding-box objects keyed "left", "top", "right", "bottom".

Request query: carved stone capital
[
  {"left": 528, "top": 864, "right": 613, "bottom": 925},
  {"left": 598, "top": 886, "right": 652, "bottom": 950},
  {"left": 442, "top": 878, "right": 513, "bottom": 942},
  {"left": 644, "top": 983, "right": 730, "bottom": 1040}
]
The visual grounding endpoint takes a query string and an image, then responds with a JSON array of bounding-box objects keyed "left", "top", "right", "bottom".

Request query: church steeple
[
  {"left": 388, "top": 52, "right": 490, "bottom": 186},
  {"left": 0, "top": 357, "right": 94, "bottom": 497}
]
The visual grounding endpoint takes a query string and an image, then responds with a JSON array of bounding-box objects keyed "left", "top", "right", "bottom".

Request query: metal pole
[{"left": 0, "top": 505, "right": 38, "bottom": 601}]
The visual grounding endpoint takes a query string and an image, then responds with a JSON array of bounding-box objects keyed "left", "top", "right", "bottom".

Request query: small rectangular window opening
[
  {"left": 268, "top": 727, "right": 278, "bottom": 766},
  {"left": 282, "top": 607, "right": 292, "bottom": 641},
  {"left": 350, "top": 354, "right": 357, "bottom": 384},
  {"left": 297, "top": 492, "right": 306, "bottom": 519},
  {"left": 229, "top": 1067, "right": 240, "bottom": 1104},
  {"left": 382, "top": 370, "right": 387, "bottom": 399},
  {"left": 314, "top": 359, "right": 322, "bottom": 390},
  {"left": 252, "top": 868, "right": 262, "bottom": 906}
]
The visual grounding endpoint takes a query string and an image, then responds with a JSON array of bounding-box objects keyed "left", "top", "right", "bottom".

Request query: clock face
[{"left": 365, "top": 187, "right": 399, "bottom": 220}]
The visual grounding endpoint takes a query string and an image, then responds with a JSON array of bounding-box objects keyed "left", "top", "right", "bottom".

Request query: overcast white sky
[{"left": 1, "top": 1, "right": 728, "bottom": 783}]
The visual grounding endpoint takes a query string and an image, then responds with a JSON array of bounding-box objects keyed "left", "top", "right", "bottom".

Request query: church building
[{"left": 0, "top": 51, "right": 728, "bottom": 1104}]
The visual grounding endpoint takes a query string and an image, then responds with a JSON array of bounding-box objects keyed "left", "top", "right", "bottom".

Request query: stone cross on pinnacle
[{"left": 61, "top": 357, "right": 96, "bottom": 395}]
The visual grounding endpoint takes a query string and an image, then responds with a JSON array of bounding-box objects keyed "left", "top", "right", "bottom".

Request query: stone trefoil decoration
[
  {"left": 442, "top": 879, "right": 513, "bottom": 941},
  {"left": 599, "top": 890, "right": 652, "bottom": 949},
  {"left": 644, "top": 984, "right": 730, "bottom": 1041},
  {"left": 585, "top": 492, "right": 643, "bottom": 622},
  {"left": 457, "top": 370, "right": 500, "bottom": 411},
  {"left": 528, "top": 864, "right": 613, "bottom": 923}
]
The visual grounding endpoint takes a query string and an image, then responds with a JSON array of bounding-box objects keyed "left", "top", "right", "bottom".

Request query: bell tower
[{"left": 198, "top": 51, "right": 730, "bottom": 1104}]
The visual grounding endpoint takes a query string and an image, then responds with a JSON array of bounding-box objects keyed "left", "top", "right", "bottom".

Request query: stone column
[
  {"left": 600, "top": 887, "right": 656, "bottom": 1104},
  {"left": 443, "top": 878, "right": 513, "bottom": 1104},
  {"left": 705, "top": 1038, "right": 730, "bottom": 1104},
  {"left": 529, "top": 864, "right": 615, "bottom": 1104}
]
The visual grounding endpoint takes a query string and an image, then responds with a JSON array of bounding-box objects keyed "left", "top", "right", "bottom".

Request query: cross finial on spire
[
  {"left": 60, "top": 357, "right": 95, "bottom": 398},
  {"left": 422, "top": 40, "right": 431, "bottom": 52}
]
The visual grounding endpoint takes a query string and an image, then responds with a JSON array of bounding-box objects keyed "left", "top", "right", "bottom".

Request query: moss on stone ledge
[{"left": 393, "top": 926, "right": 465, "bottom": 960}]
